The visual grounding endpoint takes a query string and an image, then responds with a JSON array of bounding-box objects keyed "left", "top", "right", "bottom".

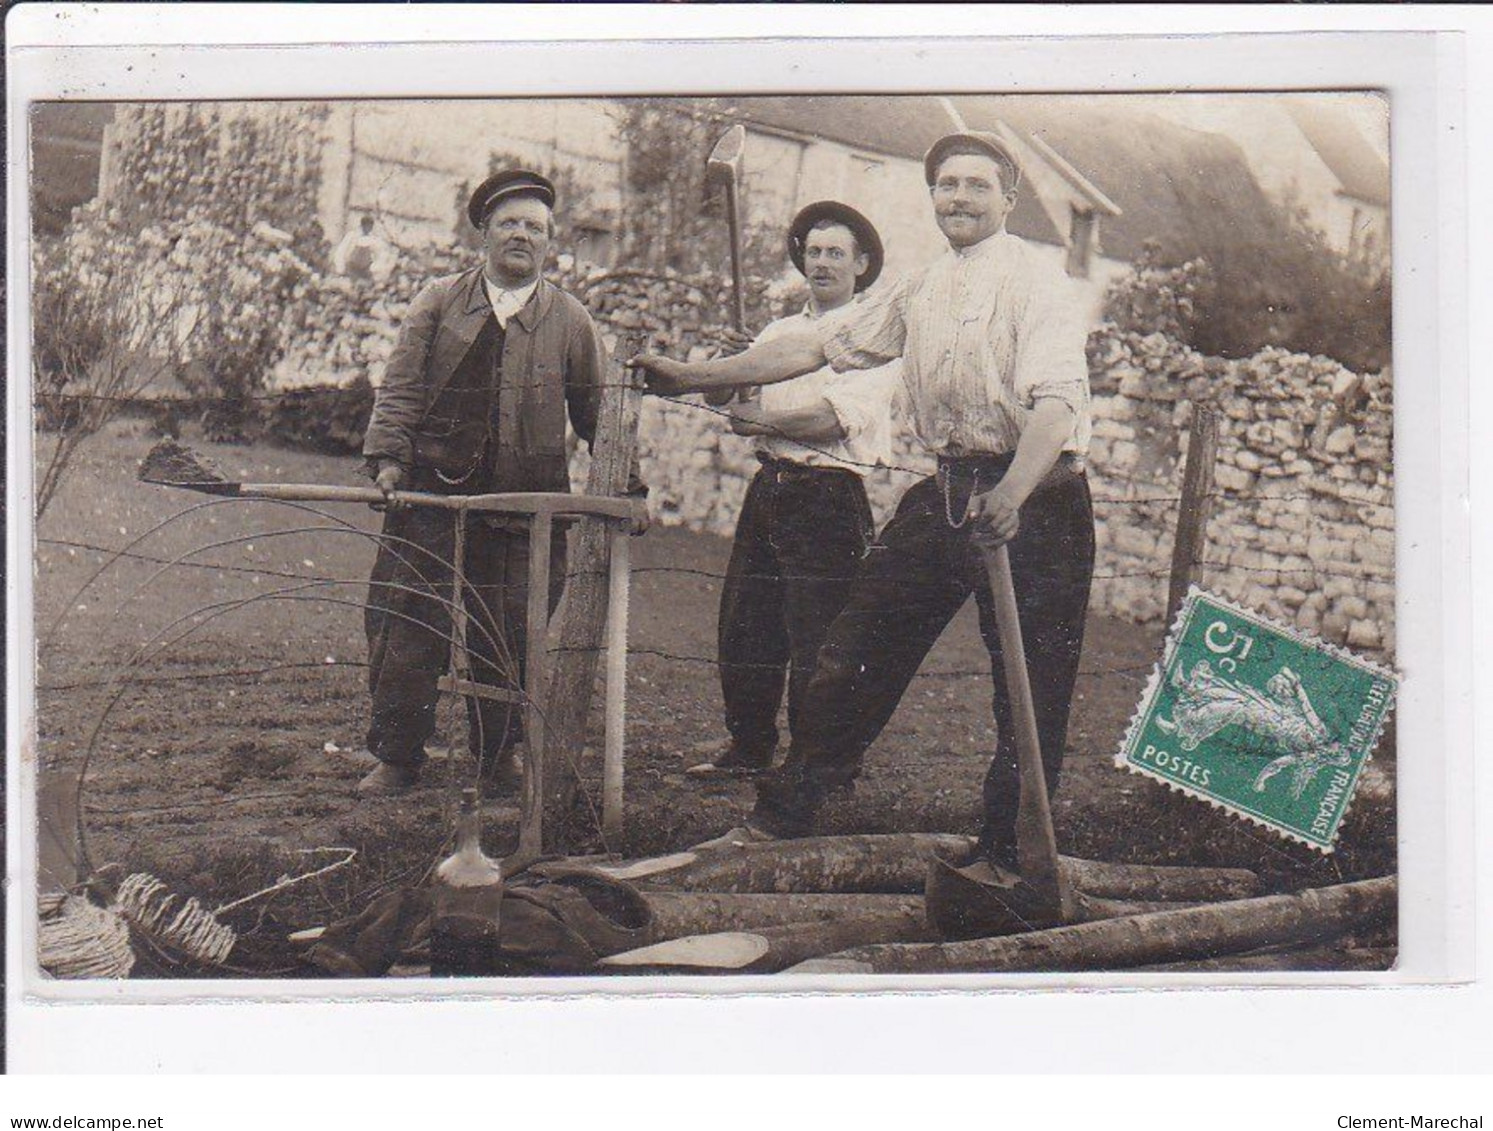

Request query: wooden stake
[
  {"left": 602, "top": 527, "right": 630, "bottom": 843},
  {"left": 517, "top": 510, "right": 552, "bottom": 860},
  {"left": 541, "top": 336, "right": 643, "bottom": 847},
  {"left": 781, "top": 876, "right": 1395, "bottom": 975},
  {"left": 603, "top": 907, "right": 938, "bottom": 974},
  {"left": 1167, "top": 402, "right": 1220, "bottom": 624}
]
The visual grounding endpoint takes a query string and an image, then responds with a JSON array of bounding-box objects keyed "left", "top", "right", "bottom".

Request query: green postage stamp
[{"left": 1117, "top": 589, "right": 1397, "bottom": 852}]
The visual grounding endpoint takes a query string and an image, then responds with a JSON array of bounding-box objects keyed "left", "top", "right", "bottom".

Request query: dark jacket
[{"left": 363, "top": 266, "right": 636, "bottom": 495}]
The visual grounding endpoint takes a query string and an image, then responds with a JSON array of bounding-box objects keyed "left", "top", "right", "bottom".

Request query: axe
[
  {"left": 972, "top": 543, "right": 1077, "bottom": 925},
  {"left": 704, "top": 123, "right": 756, "bottom": 404}
]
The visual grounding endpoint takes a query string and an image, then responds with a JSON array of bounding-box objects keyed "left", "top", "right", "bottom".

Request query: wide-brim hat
[
  {"left": 923, "top": 131, "right": 1022, "bottom": 193},
  {"left": 787, "top": 200, "right": 884, "bottom": 293},
  {"left": 468, "top": 169, "right": 557, "bottom": 228}
]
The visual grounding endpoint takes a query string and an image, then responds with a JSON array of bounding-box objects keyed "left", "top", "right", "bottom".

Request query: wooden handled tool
[
  {"left": 982, "top": 543, "right": 1075, "bottom": 922},
  {"left": 704, "top": 123, "right": 756, "bottom": 404}
]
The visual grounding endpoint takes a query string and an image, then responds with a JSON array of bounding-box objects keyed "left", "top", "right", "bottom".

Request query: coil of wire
[
  {"left": 114, "top": 872, "right": 237, "bottom": 967},
  {"left": 38, "top": 891, "right": 135, "bottom": 979}
]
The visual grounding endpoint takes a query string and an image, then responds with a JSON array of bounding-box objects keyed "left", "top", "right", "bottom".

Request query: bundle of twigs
[{"left": 137, "top": 438, "right": 230, "bottom": 490}]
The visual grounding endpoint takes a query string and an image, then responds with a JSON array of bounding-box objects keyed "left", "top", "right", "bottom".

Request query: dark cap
[
  {"left": 787, "top": 201, "right": 885, "bottom": 293},
  {"left": 467, "top": 169, "right": 556, "bottom": 228},
  {"left": 923, "top": 131, "right": 1022, "bottom": 193}
]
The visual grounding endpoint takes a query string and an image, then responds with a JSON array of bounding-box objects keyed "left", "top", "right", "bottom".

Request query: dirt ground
[{"left": 31, "top": 422, "right": 1397, "bottom": 971}]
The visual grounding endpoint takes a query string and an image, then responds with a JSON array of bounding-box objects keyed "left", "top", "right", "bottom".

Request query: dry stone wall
[
  {"left": 272, "top": 242, "right": 1396, "bottom": 658},
  {"left": 1083, "top": 329, "right": 1393, "bottom": 654}
]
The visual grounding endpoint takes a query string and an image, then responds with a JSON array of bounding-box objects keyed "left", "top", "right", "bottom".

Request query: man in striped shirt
[
  {"left": 690, "top": 202, "right": 902, "bottom": 779},
  {"left": 635, "top": 133, "right": 1095, "bottom": 867}
]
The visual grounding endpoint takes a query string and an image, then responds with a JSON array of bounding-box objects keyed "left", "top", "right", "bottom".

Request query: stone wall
[
  {"left": 1082, "top": 329, "right": 1393, "bottom": 653},
  {"left": 269, "top": 247, "right": 1393, "bottom": 658}
]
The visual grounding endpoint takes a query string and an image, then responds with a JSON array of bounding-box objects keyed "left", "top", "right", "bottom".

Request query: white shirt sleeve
[
  {"left": 819, "top": 359, "right": 903, "bottom": 465},
  {"left": 1012, "top": 255, "right": 1090, "bottom": 416}
]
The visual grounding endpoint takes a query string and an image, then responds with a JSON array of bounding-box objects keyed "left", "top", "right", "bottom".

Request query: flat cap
[
  {"left": 468, "top": 169, "right": 556, "bottom": 228},
  {"left": 923, "top": 131, "right": 1022, "bottom": 193},
  {"left": 787, "top": 200, "right": 885, "bottom": 293}
]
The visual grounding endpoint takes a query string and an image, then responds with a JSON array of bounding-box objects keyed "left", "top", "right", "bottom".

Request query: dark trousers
[
  {"left": 754, "top": 455, "right": 1095, "bottom": 856},
  {"left": 365, "top": 500, "right": 566, "bottom": 771},
  {"left": 718, "top": 461, "right": 874, "bottom": 761}
]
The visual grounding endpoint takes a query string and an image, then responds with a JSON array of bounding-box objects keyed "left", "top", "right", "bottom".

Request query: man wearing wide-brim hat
[
  {"left": 358, "top": 168, "right": 646, "bottom": 796},
  {"left": 688, "top": 201, "right": 902, "bottom": 779},
  {"left": 635, "top": 132, "right": 1094, "bottom": 869}
]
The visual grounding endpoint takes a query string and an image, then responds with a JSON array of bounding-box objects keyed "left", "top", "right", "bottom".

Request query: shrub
[
  {"left": 1101, "top": 241, "right": 1215, "bottom": 346},
  {"left": 1140, "top": 192, "right": 1391, "bottom": 373}
]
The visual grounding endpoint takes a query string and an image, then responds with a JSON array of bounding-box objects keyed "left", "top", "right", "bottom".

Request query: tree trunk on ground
[
  {"left": 780, "top": 876, "right": 1396, "bottom": 975},
  {"left": 593, "top": 835, "right": 1260, "bottom": 901},
  {"left": 1134, "top": 945, "right": 1397, "bottom": 973},
  {"left": 631, "top": 833, "right": 978, "bottom": 894},
  {"left": 644, "top": 892, "right": 927, "bottom": 942},
  {"left": 1058, "top": 857, "right": 1261, "bottom": 903}
]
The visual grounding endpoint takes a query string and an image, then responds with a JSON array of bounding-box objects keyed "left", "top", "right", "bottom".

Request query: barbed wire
[
  {"left": 41, "top": 537, "right": 1388, "bottom": 608},
  {"left": 35, "top": 386, "right": 1393, "bottom": 509}
]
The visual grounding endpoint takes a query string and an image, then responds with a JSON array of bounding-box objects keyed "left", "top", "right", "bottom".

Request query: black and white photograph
[{"left": 22, "top": 86, "right": 1414, "bottom": 985}]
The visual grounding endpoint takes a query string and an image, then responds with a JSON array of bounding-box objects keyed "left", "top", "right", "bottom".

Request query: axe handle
[
  {"left": 723, "top": 182, "right": 758, "bottom": 404},
  {"left": 724, "top": 181, "right": 746, "bottom": 332},
  {"left": 982, "top": 543, "right": 1072, "bottom": 917}
]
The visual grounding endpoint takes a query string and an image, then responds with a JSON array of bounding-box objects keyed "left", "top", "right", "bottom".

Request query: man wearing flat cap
[
  {"left": 689, "top": 201, "right": 902, "bottom": 779},
  {"left": 635, "top": 133, "right": 1094, "bottom": 868},
  {"left": 358, "top": 169, "right": 645, "bottom": 796}
]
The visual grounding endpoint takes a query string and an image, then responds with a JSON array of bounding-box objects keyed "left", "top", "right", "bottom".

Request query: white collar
[
  {"left": 950, "top": 228, "right": 1011, "bottom": 261},
  {"left": 798, "top": 293, "right": 861, "bottom": 321},
  {"left": 483, "top": 274, "right": 540, "bottom": 325}
]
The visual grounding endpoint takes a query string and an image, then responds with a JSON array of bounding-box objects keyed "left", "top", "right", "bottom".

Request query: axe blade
[{"left": 705, "top": 123, "right": 746, "bottom": 180}]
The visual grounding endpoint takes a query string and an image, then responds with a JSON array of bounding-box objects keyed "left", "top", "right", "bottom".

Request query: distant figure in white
[
  {"left": 1157, "top": 660, "right": 1352, "bottom": 798},
  {"left": 332, "top": 214, "right": 396, "bottom": 282}
]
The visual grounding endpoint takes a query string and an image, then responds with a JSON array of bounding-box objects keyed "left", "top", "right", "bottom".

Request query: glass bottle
[{"left": 430, "top": 788, "right": 505, "bottom": 976}]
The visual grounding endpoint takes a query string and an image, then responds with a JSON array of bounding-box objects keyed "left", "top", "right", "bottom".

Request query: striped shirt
[
  {"left": 752, "top": 299, "right": 903, "bottom": 475},
  {"left": 823, "top": 231, "right": 1091, "bottom": 458}
]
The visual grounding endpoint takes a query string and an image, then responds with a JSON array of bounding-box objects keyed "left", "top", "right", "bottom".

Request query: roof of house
[
  {"left": 1283, "top": 99, "right": 1390, "bottom": 207},
  {"left": 711, "top": 94, "right": 1279, "bottom": 264},
  {"left": 711, "top": 95, "right": 1065, "bottom": 246}
]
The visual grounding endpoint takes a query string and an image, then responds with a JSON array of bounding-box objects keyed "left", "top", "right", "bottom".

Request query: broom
[{"left": 137, "top": 438, "right": 437, "bottom": 507}]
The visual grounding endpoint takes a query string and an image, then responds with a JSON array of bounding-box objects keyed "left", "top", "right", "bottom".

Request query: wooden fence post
[
  {"left": 540, "top": 336, "right": 643, "bottom": 849},
  {"left": 1166, "top": 402, "right": 1220, "bottom": 624}
]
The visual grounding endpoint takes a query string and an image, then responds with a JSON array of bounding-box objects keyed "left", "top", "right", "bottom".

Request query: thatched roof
[
  {"left": 714, "top": 94, "right": 1278, "bottom": 264},
  {"left": 1284, "top": 98, "right": 1390, "bottom": 207}
]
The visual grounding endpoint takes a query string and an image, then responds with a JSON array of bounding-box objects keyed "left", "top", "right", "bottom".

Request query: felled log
[
  {"left": 645, "top": 892, "right": 925, "bottom": 941},
  {"left": 1135, "top": 945, "right": 1397, "bottom": 973},
  {"left": 595, "top": 834, "right": 1261, "bottom": 901},
  {"left": 623, "top": 833, "right": 978, "bottom": 894},
  {"left": 781, "top": 876, "right": 1396, "bottom": 975},
  {"left": 602, "top": 904, "right": 939, "bottom": 974},
  {"left": 1059, "top": 857, "right": 1261, "bottom": 903},
  {"left": 926, "top": 852, "right": 1206, "bottom": 940},
  {"left": 639, "top": 891, "right": 1195, "bottom": 960}
]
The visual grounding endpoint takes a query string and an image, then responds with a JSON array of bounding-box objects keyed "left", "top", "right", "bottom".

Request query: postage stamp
[{"left": 1117, "top": 588, "right": 1398, "bottom": 852}]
